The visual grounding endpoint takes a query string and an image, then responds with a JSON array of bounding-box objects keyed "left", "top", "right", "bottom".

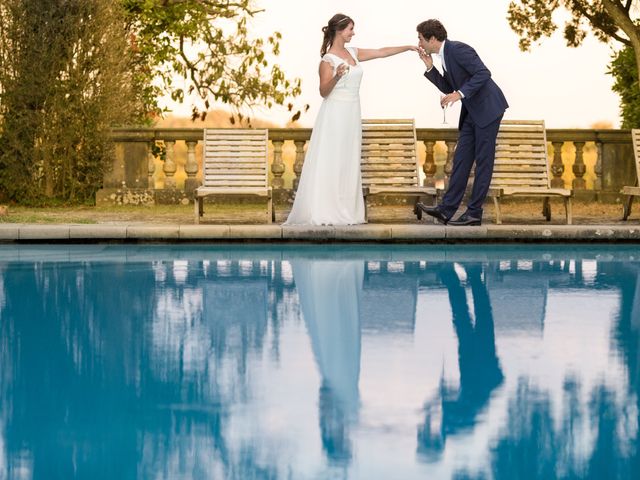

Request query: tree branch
[
  {"left": 178, "top": 34, "right": 207, "bottom": 99},
  {"left": 612, "top": 31, "right": 633, "bottom": 45},
  {"left": 569, "top": 0, "right": 633, "bottom": 46},
  {"left": 602, "top": 0, "right": 640, "bottom": 45}
]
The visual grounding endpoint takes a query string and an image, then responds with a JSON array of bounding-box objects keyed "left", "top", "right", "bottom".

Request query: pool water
[{"left": 0, "top": 244, "right": 639, "bottom": 479}]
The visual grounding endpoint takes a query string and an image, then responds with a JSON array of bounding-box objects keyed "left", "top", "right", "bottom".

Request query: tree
[
  {"left": 0, "top": 0, "right": 140, "bottom": 203},
  {"left": 508, "top": 1, "right": 640, "bottom": 122},
  {"left": 122, "top": 0, "right": 305, "bottom": 123},
  {"left": 609, "top": 46, "right": 640, "bottom": 127},
  {"left": 0, "top": 0, "right": 305, "bottom": 204}
]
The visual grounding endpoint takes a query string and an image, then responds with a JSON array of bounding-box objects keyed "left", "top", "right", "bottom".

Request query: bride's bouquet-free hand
[{"left": 336, "top": 63, "right": 349, "bottom": 78}]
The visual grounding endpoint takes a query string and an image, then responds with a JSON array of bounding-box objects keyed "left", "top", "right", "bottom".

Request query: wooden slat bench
[
  {"left": 194, "top": 128, "right": 273, "bottom": 224},
  {"left": 361, "top": 119, "right": 437, "bottom": 221},
  {"left": 490, "top": 119, "right": 572, "bottom": 224},
  {"left": 622, "top": 128, "right": 640, "bottom": 220}
]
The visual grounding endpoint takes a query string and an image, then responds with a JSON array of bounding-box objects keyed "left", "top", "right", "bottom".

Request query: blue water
[{"left": 0, "top": 244, "right": 639, "bottom": 480}]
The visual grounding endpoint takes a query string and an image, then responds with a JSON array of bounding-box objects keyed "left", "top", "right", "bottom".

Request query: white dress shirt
[
  {"left": 426, "top": 40, "right": 464, "bottom": 98},
  {"left": 438, "top": 40, "right": 447, "bottom": 72}
]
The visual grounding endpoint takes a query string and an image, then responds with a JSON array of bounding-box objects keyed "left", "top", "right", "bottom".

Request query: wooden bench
[
  {"left": 490, "top": 120, "right": 572, "bottom": 224},
  {"left": 361, "top": 119, "right": 437, "bottom": 221},
  {"left": 622, "top": 128, "right": 640, "bottom": 220},
  {"left": 194, "top": 128, "right": 273, "bottom": 224}
]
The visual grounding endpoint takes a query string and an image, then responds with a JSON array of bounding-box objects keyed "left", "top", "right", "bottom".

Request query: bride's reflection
[
  {"left": 418, "top": 262, "right": 504, "bottom": 461},
  {"left": 291, "top": 258, "right": 363, "bottom": 465}
]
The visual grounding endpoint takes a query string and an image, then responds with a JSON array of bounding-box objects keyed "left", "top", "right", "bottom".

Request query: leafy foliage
[
  {"left": 507, "top": 0, "right": 624, "bottom": 51},
  {"left": 0, "top": 0, "right": 139, "bottom": 204},
  {"left": 507, "top": 0, "right": 640, "bottom": 126},
  {"left": 0, "top": 0, "right": 304, "bottom": 204},
  {"left": 609, "top": 46, "right": 640, "bottom": 128},
  {"left": 122, "top": 0, "right": 305, "bottom": 123}
]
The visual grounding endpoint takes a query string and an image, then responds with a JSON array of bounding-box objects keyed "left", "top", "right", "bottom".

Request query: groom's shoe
[
  {"left": 415, "top": 203, "right": 449, "bottom": 225},
  {"left": 448, "top": 212, "right": 482, "bottom": 226}
]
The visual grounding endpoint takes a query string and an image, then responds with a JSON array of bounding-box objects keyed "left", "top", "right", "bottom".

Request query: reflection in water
[
  {"left": 418, "top": 263, "right": 504, "bottom": 462},
  {"left": 292, "top": 259, "right": 363, "bottom": 465},
  {"left": 0, "top": 245, "right": 639, "bottom": 479}
]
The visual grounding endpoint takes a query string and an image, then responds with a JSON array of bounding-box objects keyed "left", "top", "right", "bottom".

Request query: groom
[{"left": 414, "top": 19, "right": 508, "bottom": 226}]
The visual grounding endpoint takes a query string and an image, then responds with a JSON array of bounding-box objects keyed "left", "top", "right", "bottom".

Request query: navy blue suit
[{"left": 425, "top": 40, "right": 508, "bottom": 219}]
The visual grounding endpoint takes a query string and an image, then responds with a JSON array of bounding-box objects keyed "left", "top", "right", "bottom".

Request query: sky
[{"left": 168, "top": 0, "right": 622, "bottom": 128}]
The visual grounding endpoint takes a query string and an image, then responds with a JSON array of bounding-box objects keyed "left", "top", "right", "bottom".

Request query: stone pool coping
[{"left": 1, "top": 223, "right": 640, "bottom": 242}]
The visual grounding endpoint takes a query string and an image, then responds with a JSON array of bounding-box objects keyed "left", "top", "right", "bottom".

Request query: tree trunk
[{"left": 602, "top": 0, "right": 640, "bottom": 87}]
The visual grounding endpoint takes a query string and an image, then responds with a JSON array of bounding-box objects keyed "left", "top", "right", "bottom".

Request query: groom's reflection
[
  {"left": 418, "top": 262, "right": 504, "bottom": 461},
  {"left": 291, "top": 258, "right": 363, "bottom": 465}
]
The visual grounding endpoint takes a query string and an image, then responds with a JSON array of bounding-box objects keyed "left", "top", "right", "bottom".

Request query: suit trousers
[{"left": 441, "top": 113, "right": 503, "bottom": 219}]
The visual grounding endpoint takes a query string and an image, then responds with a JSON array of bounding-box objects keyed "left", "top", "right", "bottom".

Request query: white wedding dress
[
  {"left": 284, "top": 47, "right": 365, "bottom": 225},
  {"left": 291, "top": 258, "right": 362, "bottom": 416}
]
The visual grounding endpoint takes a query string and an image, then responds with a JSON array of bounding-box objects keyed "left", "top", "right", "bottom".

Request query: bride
[{"left": 284, "top": 13, "right": 416, "bottom": 226}]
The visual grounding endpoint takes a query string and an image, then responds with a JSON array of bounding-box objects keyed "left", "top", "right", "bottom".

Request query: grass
[
  {"left": 0, "top": 203, "right": 274, "bottom": 224},
  {"left": 0, "top": 199, "right": 630, "bottom": 225},
  {"left": 0, "top": 213, "right": 96, "bottom": 224}
]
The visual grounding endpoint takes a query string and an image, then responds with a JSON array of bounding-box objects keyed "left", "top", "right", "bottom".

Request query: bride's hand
[
  {"left": 418, "top": 47, "right": 432, "bottom": 69},
  {"left": 335, "top": 64, "right": 349, "bottom": 78}
]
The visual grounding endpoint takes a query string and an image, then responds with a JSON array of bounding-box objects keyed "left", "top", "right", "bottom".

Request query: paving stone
[
  {"left": 2, "top": 222, "right": 640, "bottom": 243},
  {"left": 179, "top": 225, "right": 230, "bottom": 239},
  {"left": 127, "top": 225, "right": 180, "bottom": 239},
  {"left": 282, "top": 226, "right": 334, "bottom": 240},
  {"left": 445, "top": 226, "right": 489, "bottom": 239},
  {"left": 334, "top": 225, "right": 392, "bottom": 240},
  {"left": 0, "top": 225, "right": 20, "bottom": 241},
  {"left": 19, "top": 225, "right": 70, "bottom": 240},
  {"left": 70, "top": 224, "right": 128, "bottom": 239},
  {"left": 229, "top": 225, "right": 282, "bottom": 239},
  {"left": 391, "top": 225, "right": 446, "bottom": 240}
]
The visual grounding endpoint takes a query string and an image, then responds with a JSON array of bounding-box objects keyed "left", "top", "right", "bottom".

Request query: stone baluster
[
  {"left": 230, "top": 261, "right": 240, "bottom": 277},
  {"left": 274, "top": 260, "right": 282, "bottom": 287},
  {"left": 572, "top": 142, "right": 586, "bottom": 190},
  {"left": 163, "top": 140, "right": 177, "bottom": 189},
  {"left": 184, "top": 140, "right": 199, "bottom": 195},
  {"left": 271, "top": 140, "right": 285, "bottom": 190},
  {"left": 574, "top": 259, "right": 583, "bottom": 283},
  {"left": 550, "top": 141, "right": 565, "bottom": 188},
  {"left": 444, "top": 140, "right": 457, "bottom": 188},
  {"left": 147, "top": 142, "right": 156, "bottom": 189},
  {"left": 293, "top": 140, "right": 306, "bottom": 191},
  {"left": 594, "top": 142, "right": 603, "bottom": 191},
  {"left": 422, "top": 141, "right": 436, "bottom": 187}
]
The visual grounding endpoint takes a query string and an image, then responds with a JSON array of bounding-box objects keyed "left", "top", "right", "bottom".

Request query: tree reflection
[
  {"left": 1, "top": 248, "right": 640, "bottom": 479},
  {"left": 0, "top": 257, "right": 281, "bottom": 479},
  {"left": 487, "top": 258, "right": 640, "bottom": 479},
  {"left": 489, "top": 377, "right": 636, "bottom": 480},
  {"left": 0, "top": 261, "right": 155, "bottom": 478},
  {"left": 607, "top": 261, "right": 640, "bottom": 477},
  {"left": 491, "top": 379, "right": 559, "bottom": 479}
]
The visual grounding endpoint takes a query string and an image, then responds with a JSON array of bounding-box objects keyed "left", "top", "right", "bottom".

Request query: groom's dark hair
[{"left": 417, "top": 19, "right": 447, "bottom": 41}]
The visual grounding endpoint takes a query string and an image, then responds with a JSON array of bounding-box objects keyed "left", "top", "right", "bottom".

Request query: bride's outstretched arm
[{"left": 357, "top": 45, "right": 417, "bottom": 62}]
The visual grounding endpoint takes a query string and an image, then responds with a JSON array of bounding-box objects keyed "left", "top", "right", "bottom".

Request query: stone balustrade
[{"left": 100, "top": 127, "right": 633, "bottom": 205}]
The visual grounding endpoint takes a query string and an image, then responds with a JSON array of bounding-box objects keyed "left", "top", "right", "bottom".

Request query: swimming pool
[{"left": 0, "top": 244, "right": 638, "bottom": 479}]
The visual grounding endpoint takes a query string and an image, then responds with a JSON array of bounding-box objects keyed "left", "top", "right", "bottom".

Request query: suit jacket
[{"left": 425, "top": 40, "right": 508, "bottom": 130}]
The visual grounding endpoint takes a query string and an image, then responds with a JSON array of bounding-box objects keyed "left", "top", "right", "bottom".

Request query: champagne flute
[
  {"left": 439, "top": 93, "right": 448, "bottom": 125},
  {"left": 335, "top": 63, "right": 349, "bottom": 83}
]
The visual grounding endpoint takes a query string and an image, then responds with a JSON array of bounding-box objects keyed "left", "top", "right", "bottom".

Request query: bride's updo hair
[{"left": 320, "top": 13, "right": 354, "bottom": 56}]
